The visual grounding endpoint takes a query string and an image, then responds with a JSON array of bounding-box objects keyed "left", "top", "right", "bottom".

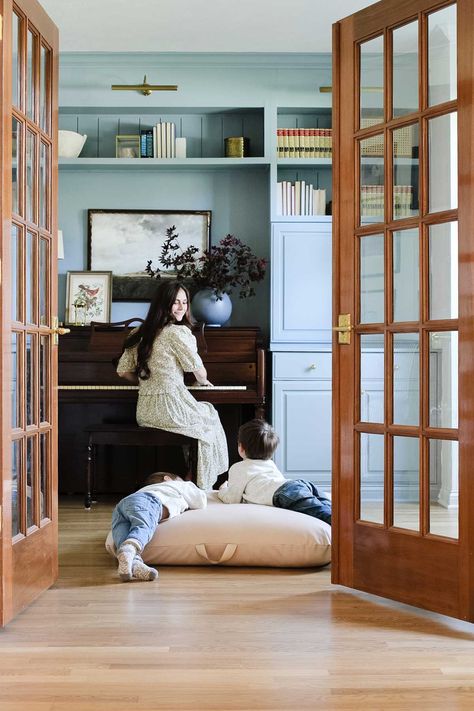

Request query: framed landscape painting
[
  {"left": 88, "top": 209, "right": 211, "bottom": 301},
  {"left": 65, "top": 271, "right": 112, "bottom": 325}
]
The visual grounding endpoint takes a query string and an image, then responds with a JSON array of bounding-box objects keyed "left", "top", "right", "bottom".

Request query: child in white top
[
  {"left": 112, "top": 472, "right": 207, "bottom": 582},
  {"left": 218, "top": 419, "right": 331, "bottom": 525}
]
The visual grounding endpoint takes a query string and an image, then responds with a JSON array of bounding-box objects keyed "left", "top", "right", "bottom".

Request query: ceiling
[{"left": 39, "top": 0, "right": 379, "bottom": 53}]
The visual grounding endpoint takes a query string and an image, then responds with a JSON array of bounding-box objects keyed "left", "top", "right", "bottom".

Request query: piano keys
[{"left": 58, "top": 384, "right": 247, "bottom": 391}]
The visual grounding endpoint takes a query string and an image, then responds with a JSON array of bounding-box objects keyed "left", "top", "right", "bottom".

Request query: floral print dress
[{"left": 116, "top": 324, "right": 229, "bottom": 489}]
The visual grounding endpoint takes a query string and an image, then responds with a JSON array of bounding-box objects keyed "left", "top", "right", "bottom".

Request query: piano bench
[{"left": 83, "top": 424, "right": 198, "bottom": 509}]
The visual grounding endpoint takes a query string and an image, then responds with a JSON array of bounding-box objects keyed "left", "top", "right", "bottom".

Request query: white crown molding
[{"left": 59, "top": 52, "right": 333, "bottom": 71}]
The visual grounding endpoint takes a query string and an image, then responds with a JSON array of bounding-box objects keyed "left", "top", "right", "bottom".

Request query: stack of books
[
  {"left": 277, "top": 129, "right": 332, "bottom": 158},
  {"left": 277, "top": 182, "right": 326, "bottom": 216},
  {"left": 360, "top": 185, "right": 414, "bottom": 217},
  {"left": 140, "top": 122, "right": 177, "bottom": 158}
]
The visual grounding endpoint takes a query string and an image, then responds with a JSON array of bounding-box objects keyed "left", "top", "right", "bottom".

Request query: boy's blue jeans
[
  {"left": 272, "top": 479, "right": 332, "bottom": 525},
  {"left": 111, "top": 491, "right": 163, "bottom": 551}
]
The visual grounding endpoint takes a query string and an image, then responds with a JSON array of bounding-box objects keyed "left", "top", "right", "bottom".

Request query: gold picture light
[{"left": 111, "top": 75, "right": 178, "bottom": 96}]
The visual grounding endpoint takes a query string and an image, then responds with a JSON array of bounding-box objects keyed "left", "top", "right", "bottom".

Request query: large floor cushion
[{"left": 105, "top": 491, "right": 331, "bottom": 567}]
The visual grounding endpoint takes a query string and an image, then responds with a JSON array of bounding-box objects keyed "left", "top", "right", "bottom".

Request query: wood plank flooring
[{"left": 0, "top": 497, "right": 474, "bottom": 710}]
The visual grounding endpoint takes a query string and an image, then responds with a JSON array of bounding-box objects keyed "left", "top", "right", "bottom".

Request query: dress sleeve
[
  {"left": 170, "top": 326, "right": 203, "bottom": 373},
  {"left": 116, "top": 345, "right": 137, "bottom": 374}
]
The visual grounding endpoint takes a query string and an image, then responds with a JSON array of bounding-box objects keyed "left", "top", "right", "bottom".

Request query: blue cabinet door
[
  {"left": 272, "top": 379, "right": 332, "bottom": 490},
  {"left": 271, "top": 222, "right": 332, "bottom": 348}
]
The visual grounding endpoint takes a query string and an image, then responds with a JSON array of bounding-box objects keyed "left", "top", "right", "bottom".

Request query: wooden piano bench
[{"left": 84, "top": 424, "right": 198, "bottom": 509}]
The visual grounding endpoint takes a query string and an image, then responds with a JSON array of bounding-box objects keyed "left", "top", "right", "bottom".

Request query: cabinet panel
[
  {"left": 271, "top": 222, "right": 332, "bottom": 347},
  {"left": 272, "top": 380, "right": 332, "bottom": 489},
  {"left": 273, "top": 351, "right": 332, "bottom": 380}
]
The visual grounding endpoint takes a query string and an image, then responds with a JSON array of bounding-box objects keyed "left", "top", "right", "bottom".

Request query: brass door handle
[
  {"left": 333, "top": 314, "right": 353, "bottom": 344},
  {"left": 332, "top": 325, "right": 352, "bottom": 333},
  {"left": 52, "top": 317, "right": 71, "bottom": 345}
]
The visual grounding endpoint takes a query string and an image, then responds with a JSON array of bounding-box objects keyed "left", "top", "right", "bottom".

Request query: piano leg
[{"left": 85, "top": 437, "right": 94, "bottom": 509}]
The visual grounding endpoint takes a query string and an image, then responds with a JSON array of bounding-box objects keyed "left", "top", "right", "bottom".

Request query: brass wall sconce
[{"left": 111, "top": 75, "right": 178, "bottom": 96}]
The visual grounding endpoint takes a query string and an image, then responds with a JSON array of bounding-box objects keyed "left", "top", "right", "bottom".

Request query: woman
[{"left": 117, "top": 279, "right": 229, "bottom": 489}]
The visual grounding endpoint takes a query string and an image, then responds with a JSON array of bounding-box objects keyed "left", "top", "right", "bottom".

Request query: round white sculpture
[{"left": 58, "top": 130, "right": 87, "bottom": 158}]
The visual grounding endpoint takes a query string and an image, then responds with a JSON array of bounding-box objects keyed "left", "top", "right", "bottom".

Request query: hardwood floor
[{"left": 1, "top": 497, "right": 474, "bottom": 710}]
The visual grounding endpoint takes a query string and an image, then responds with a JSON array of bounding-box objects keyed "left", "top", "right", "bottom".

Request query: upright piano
[{"left": 58, "top": 324, "right": 266, "bottom": 494}]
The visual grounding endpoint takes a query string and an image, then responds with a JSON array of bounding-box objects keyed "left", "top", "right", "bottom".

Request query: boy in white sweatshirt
[
  {"left": 112, "top": 472, "right": 207, "bottom": 582},
  {"left": 218, "top": 419, "right": 331, "bottom": 525}
]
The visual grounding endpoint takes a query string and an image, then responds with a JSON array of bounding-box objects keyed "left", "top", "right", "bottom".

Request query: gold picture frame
[{"left": 115, "top": 135, "right": 140, "bottom": 158}]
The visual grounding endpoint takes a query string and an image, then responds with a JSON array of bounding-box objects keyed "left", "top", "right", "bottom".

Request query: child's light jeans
[{"left": 111, "top": 491, "right": 163, "bottom": 550}]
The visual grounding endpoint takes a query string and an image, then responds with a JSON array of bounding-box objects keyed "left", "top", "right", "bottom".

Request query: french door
[
  {"left": 1, "top": 0, "right": 58, "bottom": 625},
  {"left": 332, "top": 0, "right": 474, "bottom": 619}
]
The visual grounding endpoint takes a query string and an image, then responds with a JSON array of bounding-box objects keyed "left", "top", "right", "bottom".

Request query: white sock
[
  {"left": 132, "top": 555, "right": 159, "bottom": 582},
  {"left": 117, "top": 540, "right": 141, "bottom": 582}
]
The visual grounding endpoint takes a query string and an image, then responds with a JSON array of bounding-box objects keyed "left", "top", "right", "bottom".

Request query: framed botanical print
[{"left": 65, "top": 271, "right": 112, "bottom": 325}]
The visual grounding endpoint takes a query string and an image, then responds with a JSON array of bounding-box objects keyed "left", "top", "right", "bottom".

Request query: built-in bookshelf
[
  {"left": 58, "top": 104, "right": 334, "bottom": 223},
  {"left": 273, "top": 107, "right": 333, "bottom": 221}
]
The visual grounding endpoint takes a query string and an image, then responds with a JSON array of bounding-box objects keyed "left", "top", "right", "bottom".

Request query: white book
[
  {"left": 291, "top": 185, "right": 295, "bottom": 216},
  {"left": 319, "top": 189, "right": 326, "bottom": 215},
  {"left": 175, "top": 136, "right": 186, "bottom": 159},
  {"left": 295, "top": 181, "right": 301, "bottom": 216},
  {"left": 286, "top": 182, "right": 292, "bottom": 216},
  {"left": 156, "top": 122, "right": 162, "bottom": 158},
  {"left": 171, "top": 122, "right": 176, "bottom": 158},
  {"left": 160, "top": 122, "right": 167, "bottom": 158},
  {"left": 300, "top": 180, "right": 306, "bottom": 215},
  {"left": 277, "top": 182, "right": 282, "bottom": 216}
]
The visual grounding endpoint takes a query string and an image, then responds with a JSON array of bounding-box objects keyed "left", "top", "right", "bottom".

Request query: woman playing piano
[{"left": 116, "top": 279, "right": 229, "bottom": 490}]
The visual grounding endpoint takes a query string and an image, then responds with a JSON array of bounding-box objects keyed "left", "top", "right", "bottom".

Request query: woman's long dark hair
[{"left": 124, "top": 279, "right": 193, "bottom": 380}]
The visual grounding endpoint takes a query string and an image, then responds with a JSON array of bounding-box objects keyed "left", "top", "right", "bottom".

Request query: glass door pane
[
  {"left": 360, "top": 35, "right": 384, "bottom": 125},
  {"left": 393, "top": 228, "right": 419, "bottom": 321},
  {"left": 393, "top": 435, "right": 419, "bottom": 531},
  {"left": 429, "top": 439, "right": 458, "bottom": 539},
  {"left": 393, "top": 123, "right": 419, "bottom": 219},
  {"left": 360, "top": 334, "right": 384, "bottom": 423},
  {"left": 428, "top": 4, "right": 457, "bottom": 106},
  {"left": 360, "top": 234, "right": 384, "bottom": 323},
  {"left": 360, "top": 432, "right": 384, "bottom": 524},
  {"left": 393, "top": 333, "right": 419, "bottom": 426},
  {"left": 429, "top": 222, "right": 458, "bottom": 319},
  {"left": 428, "top": 112, "right": 458, "bottom": 213},
  {"left": 429, "top": 331, "right": 458, "bottom": 429},
  {"left": 360, "top": 136, "right": 384, "bottom": 225},
  {"left": 392, "top": 21, "right": 419, "bottom": 117}
]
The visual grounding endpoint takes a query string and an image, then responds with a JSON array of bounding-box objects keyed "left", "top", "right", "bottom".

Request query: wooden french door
[
  {"left": 0, "top": 0, "right": 58, "bottom": 625},
  {"left": 332, "top": 0, "right": 474, "bottom": 619}
]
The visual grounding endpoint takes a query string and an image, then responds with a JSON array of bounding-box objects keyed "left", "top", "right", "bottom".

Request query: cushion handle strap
[{"left": 195, "top": 543, "right": 237, "bottom": 564}]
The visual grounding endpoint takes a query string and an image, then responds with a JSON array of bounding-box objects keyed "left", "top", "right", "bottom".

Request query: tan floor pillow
[{"left": 105, "top": 491, "right": 331, "bottom": 568}]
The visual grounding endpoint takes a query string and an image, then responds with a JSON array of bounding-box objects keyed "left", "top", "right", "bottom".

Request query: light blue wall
[{"left": 58, "top": 53, "right": 332, "bottom": 331}]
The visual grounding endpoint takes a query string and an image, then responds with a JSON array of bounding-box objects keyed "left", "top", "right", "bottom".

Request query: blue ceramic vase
[{"left": 191, "top": 288, "right": 232, "bottom": 326}]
